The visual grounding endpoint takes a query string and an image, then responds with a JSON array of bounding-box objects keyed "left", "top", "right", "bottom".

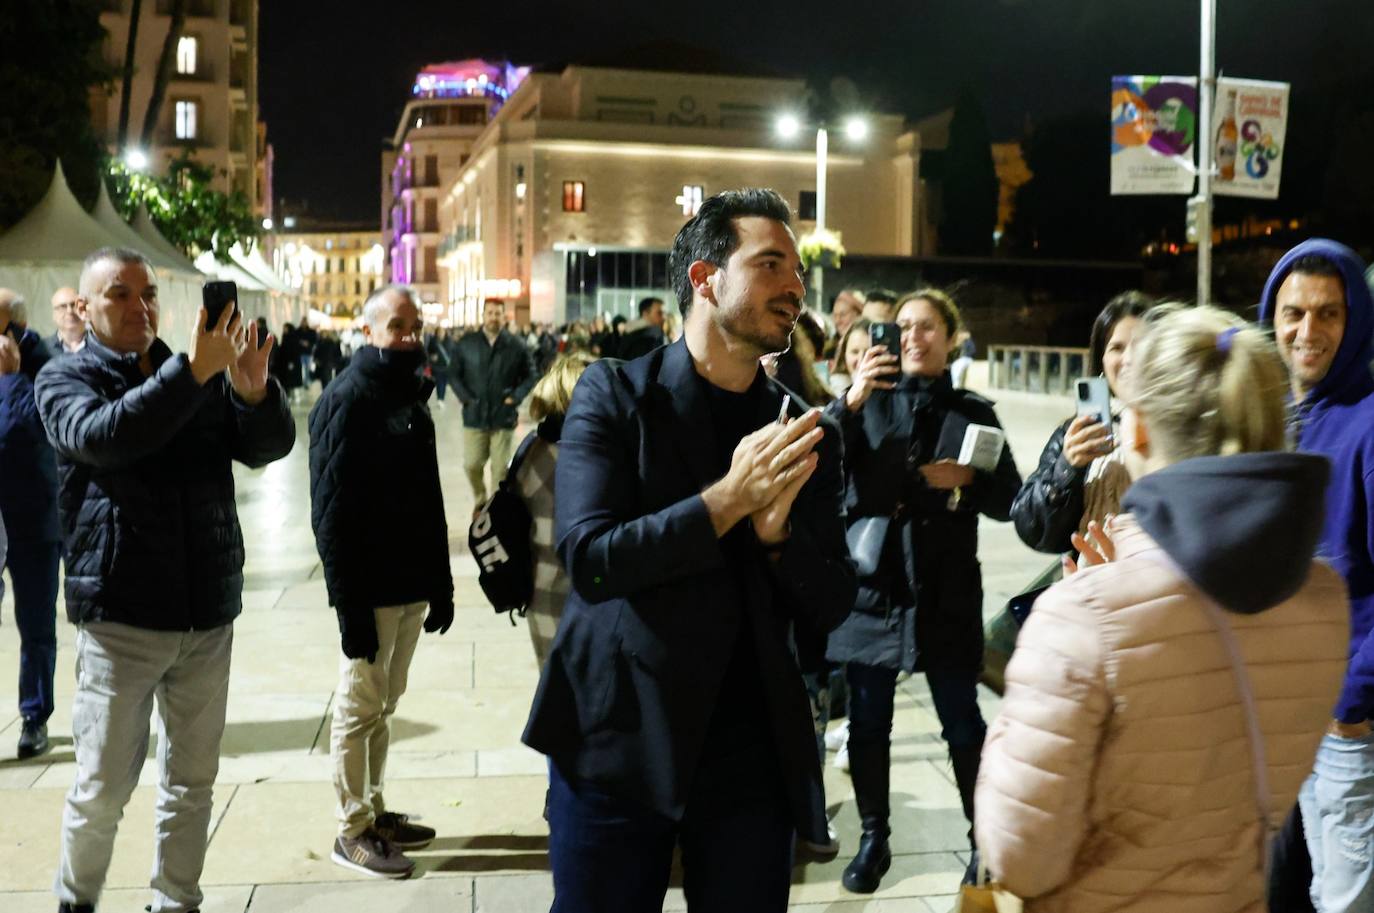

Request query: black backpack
[{"left": 469, "top": 432, "right": 539, "bottom": 619}]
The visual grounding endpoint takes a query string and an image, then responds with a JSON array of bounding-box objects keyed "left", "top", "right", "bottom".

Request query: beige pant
[
  {"left": 463, "top": 427, "right": 515, "bottom": 504},
  {"left": 331, "top": 602, "right": 426, "bottom": 838}
]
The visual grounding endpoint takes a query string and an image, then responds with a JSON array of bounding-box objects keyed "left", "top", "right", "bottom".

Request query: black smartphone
[
  {"left": 202, "top": 280, "right": 238, "bottom": 331},
  {"left": 870, "top": 321, "right": 901, "bottom": 358}
]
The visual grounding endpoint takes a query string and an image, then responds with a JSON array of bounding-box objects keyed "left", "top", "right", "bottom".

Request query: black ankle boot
[
  {"left": 842, "top": 828, "right": 892, "bottom": 893},
  {"left": 843, "top": 729, "right": 892, "bottom": 893},
  {"left": 950, "top": 741, "right": 984, "bottom": 885}
]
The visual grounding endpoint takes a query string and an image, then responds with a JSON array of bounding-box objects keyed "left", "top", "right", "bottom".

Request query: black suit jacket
[{"left": 521, "top": 338, "right": 856, "bottom": 842}]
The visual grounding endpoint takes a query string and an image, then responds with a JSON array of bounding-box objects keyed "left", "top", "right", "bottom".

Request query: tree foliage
[
  {"left": 0, "top": 0, "right": 111, "bottom": 230},
  {"left": 108, "top": 154, "right": 259, "bottom": 260}
]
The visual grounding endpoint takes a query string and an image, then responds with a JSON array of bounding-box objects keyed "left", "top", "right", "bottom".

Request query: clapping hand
[{"left": 0, "top": 336, "right": 19, "bottom": 376}]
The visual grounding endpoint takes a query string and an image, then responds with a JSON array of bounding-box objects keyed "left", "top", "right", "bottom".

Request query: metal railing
[{"left": 986, "top": 344, "right": 1091, "bottom": 395}]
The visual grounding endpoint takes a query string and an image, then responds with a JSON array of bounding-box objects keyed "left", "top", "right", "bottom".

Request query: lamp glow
[
  {"left": 261, "top": 218, "right": 274, "bottom": 230},
  {"left": 776, "top": 114, "right": 801, "bottom": 138},
  {"left": 125, "top": 148, "right": 149, "bottom": 170},
  {"left": 845, "top": 117, "right": 868, "bottom": 141}
]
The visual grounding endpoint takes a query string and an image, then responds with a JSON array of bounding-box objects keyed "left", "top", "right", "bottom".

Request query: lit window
[
  {"left": 176, "top": 36, "right": 197, "bottom": 75},
  {"left": 562, "top": 181, "right": 585, "bottom": 213},
  {"left": 677, "top": 185, "right": 704, "bottom": 216},
  {"left": 174, "top": 100, "right": 198, "bottom": 140}
]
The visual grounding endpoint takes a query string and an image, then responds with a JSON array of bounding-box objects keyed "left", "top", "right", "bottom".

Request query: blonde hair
[
  {"left": 1127, "top": 304, "right": 1287, "bottom": 460},
  {"left": 528, "top": 351, "right": 596, "bottom": 422}
]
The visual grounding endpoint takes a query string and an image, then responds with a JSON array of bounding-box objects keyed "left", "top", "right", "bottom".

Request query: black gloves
[
  {"left": 424, "top": 600, "right": 454, "bottom": 635},
  {"left": 337, "top": 604, "right": 379, "bottom": 663}
]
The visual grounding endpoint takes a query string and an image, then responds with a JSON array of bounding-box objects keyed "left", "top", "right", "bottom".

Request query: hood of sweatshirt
[{"left": 1122, "top": 452, "right": 1330, "bottom": 614}]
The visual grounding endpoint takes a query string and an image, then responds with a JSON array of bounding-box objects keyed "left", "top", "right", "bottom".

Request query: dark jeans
[
  {"left": 5, "top": 538, "right": 59, "bottom": 724},
  {"left": 847, "top": 662, "right": 986, "bottom": 750},
  {"left": 1269, "top": 802, "right": 1316, "bottom": 912},
  {"left": 434, "top": 372, "right": 448, "bottom": 401},
  {"left": 548, "top": 762, "right": 794, "bottom": 913}
]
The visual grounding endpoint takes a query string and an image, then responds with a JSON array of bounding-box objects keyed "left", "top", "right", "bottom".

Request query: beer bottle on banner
[{"left": 1216, "top": 89, "right": 1238, "bottom": 182}]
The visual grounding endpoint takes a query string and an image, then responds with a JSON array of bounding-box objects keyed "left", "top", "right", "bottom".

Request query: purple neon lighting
[{"left": 411, "top": 59, "right": 530, "bottom": 108}]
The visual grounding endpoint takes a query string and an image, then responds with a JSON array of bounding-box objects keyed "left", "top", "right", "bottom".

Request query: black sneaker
[
  {"left": 18, "top": 719, "right": 49, "bottom": 759},
  {"left": 331, "top": 829, "right": 415, "bottom": 879},
  {"left": 58, "top": 903, "right": 94, "bottom": 913},
  {"left": 374, "top": 811, "right": 436, "bottom": 849}
]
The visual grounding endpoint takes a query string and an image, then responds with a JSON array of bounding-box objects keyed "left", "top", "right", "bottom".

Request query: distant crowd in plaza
[{"left": 2, "top": 186, "right": 1374, "bottom": 913}]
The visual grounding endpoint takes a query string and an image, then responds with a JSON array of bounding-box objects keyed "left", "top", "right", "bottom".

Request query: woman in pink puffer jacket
[{"left": 975, "top": 306, "right": 1349, "bottom": 912}]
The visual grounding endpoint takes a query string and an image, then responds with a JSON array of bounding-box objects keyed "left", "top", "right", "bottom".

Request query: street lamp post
[{"left": 777, "top": 113, "right": 866, "bottom": 312}]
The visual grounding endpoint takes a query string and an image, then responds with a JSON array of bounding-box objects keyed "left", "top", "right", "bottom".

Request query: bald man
[{"left": 49, "top": 287, "right": 86, "bottom": 355}]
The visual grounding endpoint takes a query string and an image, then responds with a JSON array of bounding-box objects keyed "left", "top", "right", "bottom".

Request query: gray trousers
[{"left": 55, "top": 621, "right": 233, "bottom": 913}]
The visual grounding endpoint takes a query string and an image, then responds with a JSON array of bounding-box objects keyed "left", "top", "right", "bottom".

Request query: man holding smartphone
[{"left": 35, "top": 248, "right": 295, "bottom": 913}]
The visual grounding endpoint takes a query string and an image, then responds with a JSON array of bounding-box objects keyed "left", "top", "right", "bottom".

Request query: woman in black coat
[
  {"left": 1009, "top": 291, "right": 1152, "bottom": 554},
  {"left": 826, "top": 289, "right": 1022, "bottom": 894}
]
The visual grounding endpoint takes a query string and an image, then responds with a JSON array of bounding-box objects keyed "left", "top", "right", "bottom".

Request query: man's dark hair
[
  {"left": 865, "top": 288, "right": 900, "bottom": 308},
  {"left": 1089, "top": 290, "right": 1155, "bottom": 377},
  {"left": 669, "top": 188, "right": 791, "bottom": 316},
  {"left": 1289, "top": 254, "right": 1345, "bottom": 286},
  {"left": 638, "top": 296, "right": 663, "bottom": 317}
]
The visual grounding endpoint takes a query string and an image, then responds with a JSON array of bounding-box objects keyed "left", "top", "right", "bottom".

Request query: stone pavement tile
[
  {"left": 790, "top": 901, "right": 937, "bottom": 912},
  {"left": 388, "top": 690, "right": 537, "bottom": 753},
  {"left": 475, "top": 745, "right": 547, "bottom": 777},
  {"left": 472, "top": 873, "right": 687, "bottom": 912},
  {"left": 377, "top": 748, "right": 478, "bottom": 781},
  {"left": 922, "top": 893, "right": 959, "bottom": 912},
  {"left": 201, "top": 776, "right": 549, "bottom": 886},
  {"left": 228, "top": 641, "right": 344, "bottom": 695},
  {"left": 473, "top": 637, "right": 540, "bottom": 689},
  {"left": 406, "top": 638, "right": 478, "bottom": 692},
  {"left": 247, "top": 878, "right": 473, "bottom": 912},
  {"left": 0, "top": 786, "right": 183, "bottom": 892},
  {"left": 790, "top": 851, "right": 965, "bottom": 904},
  {"left": 0, "top": 885, "right": 254, "bottom": 913}
]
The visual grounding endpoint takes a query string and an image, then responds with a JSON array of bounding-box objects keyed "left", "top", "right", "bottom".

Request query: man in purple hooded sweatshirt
[{"left": 1260, "top": 238, "right": 1374, "bottom": 913}]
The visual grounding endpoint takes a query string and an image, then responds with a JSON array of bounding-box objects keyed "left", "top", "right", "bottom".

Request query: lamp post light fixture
[{"left": 124, "top": 148, "right": 149, "bottom": 171}]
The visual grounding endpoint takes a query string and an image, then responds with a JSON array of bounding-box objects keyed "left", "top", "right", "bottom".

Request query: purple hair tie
[{"left": 1217, "top": 326, "right": 1241, "bottom": 355}]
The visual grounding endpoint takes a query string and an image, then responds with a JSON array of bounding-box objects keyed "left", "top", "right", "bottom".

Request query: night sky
[{"left": 259, "top": 0, "right": 1372, "bottom": 224}]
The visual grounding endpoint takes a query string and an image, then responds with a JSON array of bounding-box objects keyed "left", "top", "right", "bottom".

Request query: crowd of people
[{"left": 0, "top": 187, "right": 1372, "bottom": 913}]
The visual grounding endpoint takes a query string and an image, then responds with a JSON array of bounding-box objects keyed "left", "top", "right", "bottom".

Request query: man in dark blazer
[{"left": 523, "top": 188, "right": 857, "bottom": 912}]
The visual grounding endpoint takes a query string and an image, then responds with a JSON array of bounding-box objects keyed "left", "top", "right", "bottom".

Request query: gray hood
[{"left": 1122, "top": 452, "right": 1330, "bottom": 614}]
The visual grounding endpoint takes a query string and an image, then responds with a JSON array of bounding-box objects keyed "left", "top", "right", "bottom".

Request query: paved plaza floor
[{"left": 0, "top": 365, "right": 1071, "bottom": 912}]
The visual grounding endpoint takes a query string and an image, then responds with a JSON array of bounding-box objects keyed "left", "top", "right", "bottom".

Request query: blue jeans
[
  {"left": 847, "top": 662, "right": 986, "bottom": 750},
  {"left": 5, "top": 538, "right": 59, "bottom": 724},
  {"left": 1300, "top": 732, "right": 1374, "bottom": 912},
  {"left": 547, "top": 762, "right": 794, "bottom": 912}
]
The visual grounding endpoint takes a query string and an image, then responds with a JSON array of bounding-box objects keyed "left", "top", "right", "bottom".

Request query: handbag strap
[{"left": 1140, "top": 549, "right": 1273, "bottom": 873}]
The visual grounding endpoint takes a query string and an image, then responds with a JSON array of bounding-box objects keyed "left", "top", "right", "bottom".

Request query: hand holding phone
[
  {"left": 1066, "top": 376, "right": 1114, "bottom": 468},
  {"left": 870, "top": 322, "right": 901, "bottom": 359},
  {"left": 202, "top": 280, "right": 238, "bottom": 331}
]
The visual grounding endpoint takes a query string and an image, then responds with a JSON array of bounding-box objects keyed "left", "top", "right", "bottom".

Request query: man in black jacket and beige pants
[
  {"left": 36, "top": 247, "right": 295, "bottom": 913},
  {"left": 308, "top": 284, "right": 454, "bottom": 880}
]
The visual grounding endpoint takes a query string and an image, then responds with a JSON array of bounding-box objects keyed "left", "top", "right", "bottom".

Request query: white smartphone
[{"left": 1074, "top": 376, "right": 1112, "bottom": 426}]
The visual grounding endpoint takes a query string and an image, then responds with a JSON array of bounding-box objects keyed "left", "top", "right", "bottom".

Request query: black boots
[
  {"left": 950, "top": 741, "right": 983, "bottom": 885},
  {"left": 842, "top": 731, "right": 892, "bottom": 894}
]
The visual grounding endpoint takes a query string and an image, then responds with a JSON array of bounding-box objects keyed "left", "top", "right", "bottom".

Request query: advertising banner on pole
[
  {"left": 1211, "top": 77, "right": 1289, "bottom": 199},
  {"left": 1111, "top": 75, "right": 1198, "bottom": 195}
]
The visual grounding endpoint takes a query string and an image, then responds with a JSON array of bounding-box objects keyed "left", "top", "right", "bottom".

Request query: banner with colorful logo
[
  {"left": 1111, "top": 76, "right": 1198, "bottom": 195},
  {"left": 1212, "top": 77, "right": 1288, "bottom": 200}
]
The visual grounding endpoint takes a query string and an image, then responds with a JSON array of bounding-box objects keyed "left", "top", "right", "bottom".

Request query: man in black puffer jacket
[
  {"left": 308, "top": 284, "right": 454, "bottom": 880},
  {"left": 36, "top": 247, "right": 295, "bottom": 913}
]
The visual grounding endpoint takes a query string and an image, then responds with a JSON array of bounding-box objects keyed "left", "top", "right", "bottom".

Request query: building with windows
[
  {"left": 382, "top": 60, "right": 530, "bottom": 309},
  {"left": 384, "top": 58, "right": 931, "bottom": 326},
  {"left": 93, "top": 0, "right": 262, "bottom": 213},
  {"left": 273, "top": 227, "right": 385, "bottom": 321}
]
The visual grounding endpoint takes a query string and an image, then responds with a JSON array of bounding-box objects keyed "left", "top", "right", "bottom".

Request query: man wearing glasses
[{"left": 48, "top": 287, "right": 87, "bottom": 354}]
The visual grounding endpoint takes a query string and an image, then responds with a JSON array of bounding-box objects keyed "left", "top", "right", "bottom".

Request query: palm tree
[
  {"left": 115, "top": 0, "right": 143, "bottom": 150},
  {"left": 139, "top": 0, "right": 187, "bottom": 150}
]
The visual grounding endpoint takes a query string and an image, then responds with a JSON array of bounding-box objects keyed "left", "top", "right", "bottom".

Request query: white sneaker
[
  {"left": 825, "top": 719, "right": 850, "bottom": 752},
  {"left": 834, "top": 742, "right": 850, "bottom": 773}
]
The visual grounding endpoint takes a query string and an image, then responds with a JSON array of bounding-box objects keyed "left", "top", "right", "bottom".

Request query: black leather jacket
[{"left": 1009, "top": 418, "right": 1087, "bottom": 554}]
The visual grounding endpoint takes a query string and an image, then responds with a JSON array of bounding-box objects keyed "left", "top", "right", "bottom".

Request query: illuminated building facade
[
  {"left": 382, "top": 60, "right": 531, "bottom": 308},
  {"left": 275, "top": 228, "right": 385, "bottom": 320},
  {"left": 94, "top": 0, "right": 262, "bottom": 212},
  {"left": 385, "top": 60, "right": 928, "bottom": 326}
]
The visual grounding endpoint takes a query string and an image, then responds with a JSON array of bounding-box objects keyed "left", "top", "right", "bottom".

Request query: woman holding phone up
[
  {"left": 825, "top": 289, "right": 1022, "bottom": 894},
  {"left": 1010, "top": 291, "right": 1154, "bottom": 554}
]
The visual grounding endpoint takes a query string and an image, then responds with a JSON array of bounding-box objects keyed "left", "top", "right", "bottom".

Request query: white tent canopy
[
  {"left": 0, "top": 161, "right": 206, "bottom": 351},
  {"left": 131, "top": 204, "right": 201, "bottom": 274}
]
